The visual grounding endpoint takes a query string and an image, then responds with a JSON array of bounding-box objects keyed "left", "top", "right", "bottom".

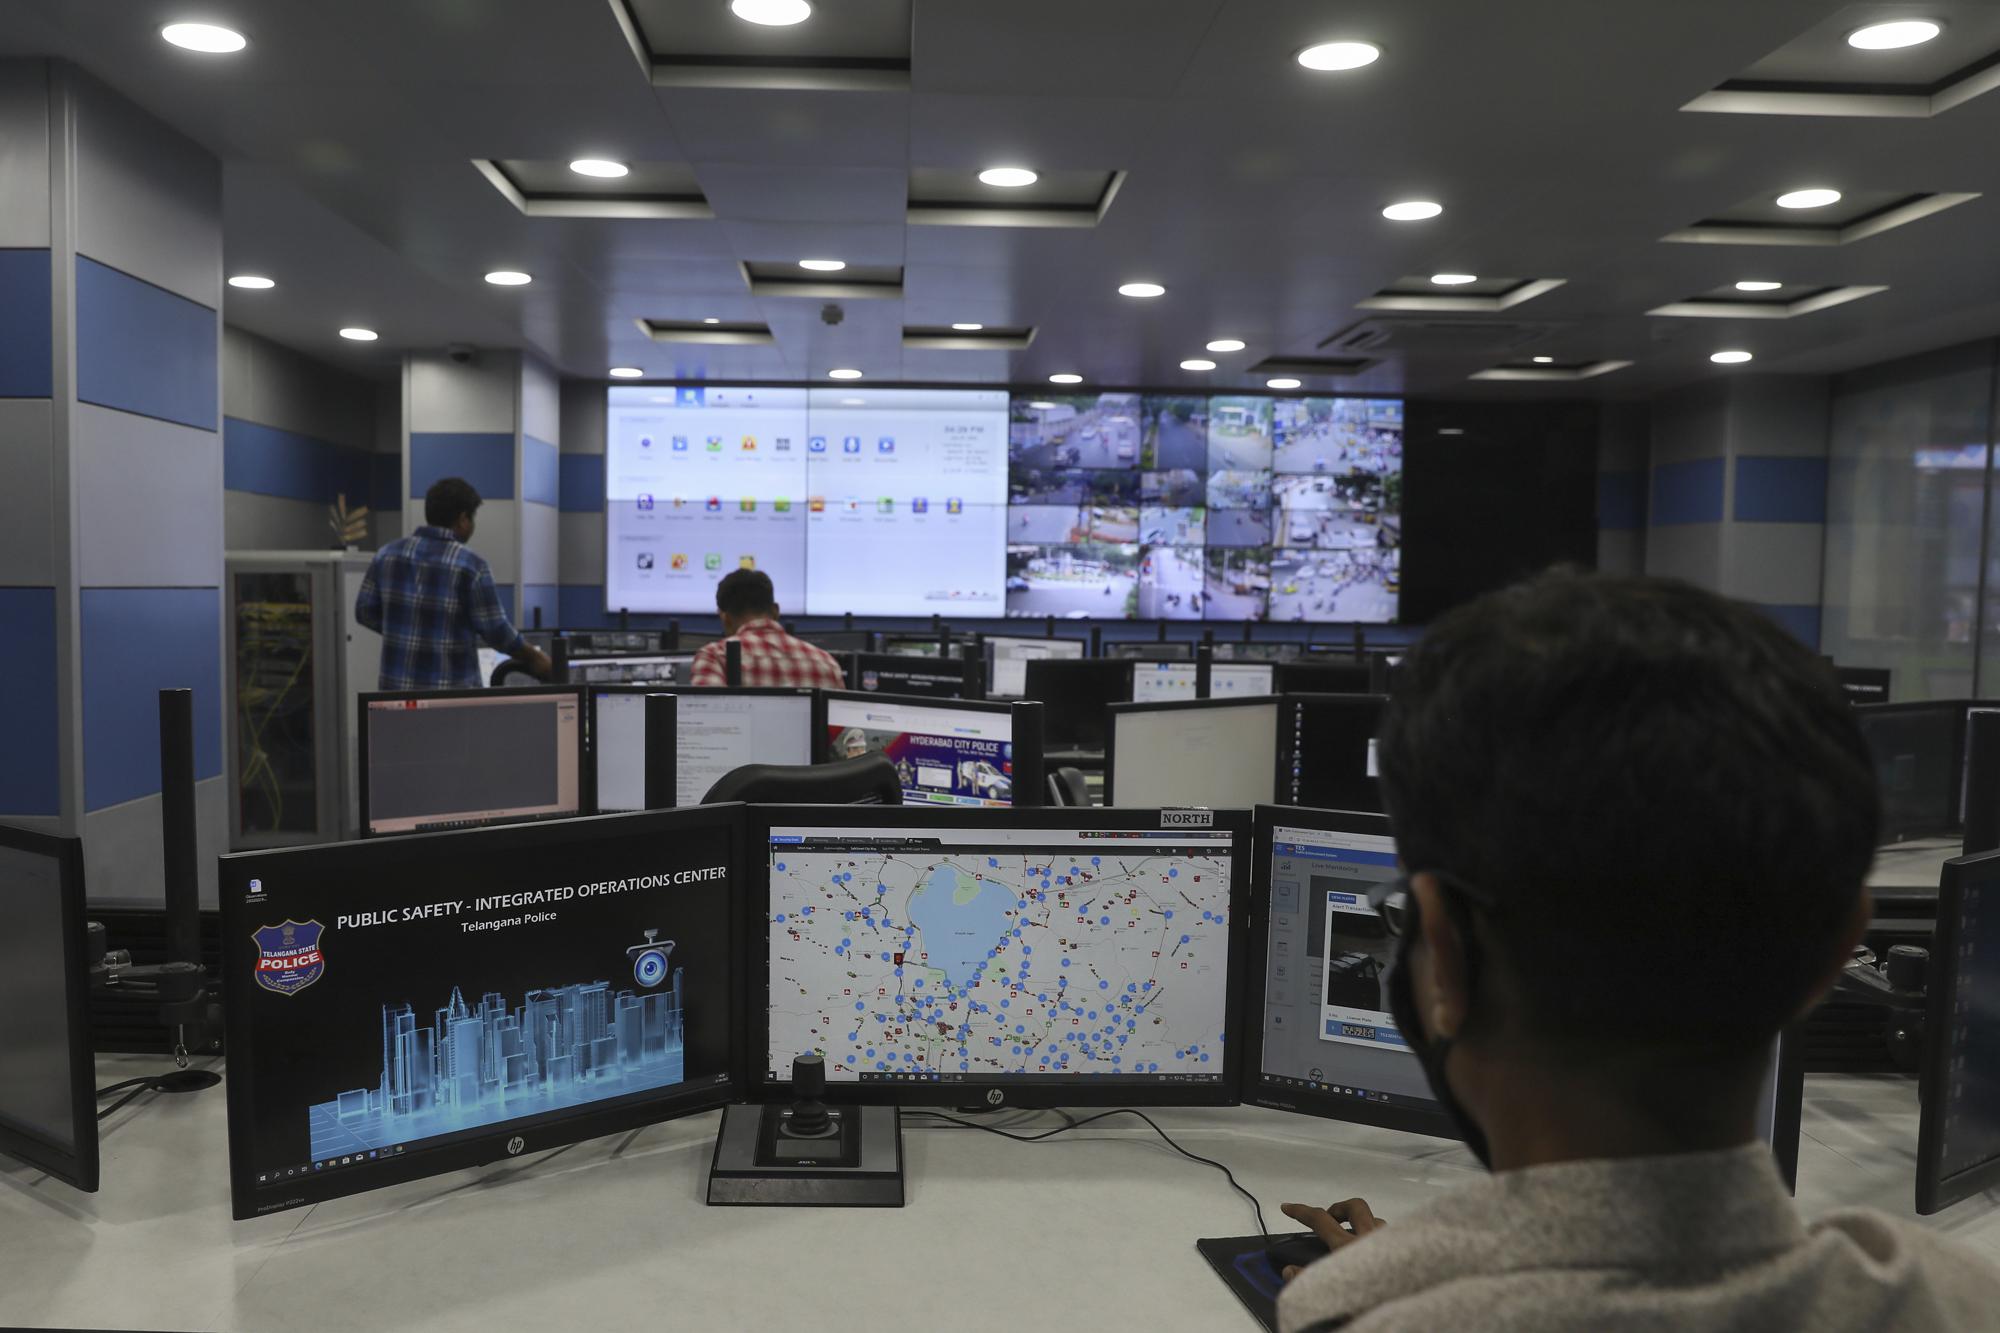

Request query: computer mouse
[{"left": 1263, "top": 1232, "right": 1332, "bottom": 1273}]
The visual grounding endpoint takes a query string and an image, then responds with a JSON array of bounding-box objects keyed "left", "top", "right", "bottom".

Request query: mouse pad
[{"left": 1196, "top": 1234, "right": 1289, "bottom": 1331}]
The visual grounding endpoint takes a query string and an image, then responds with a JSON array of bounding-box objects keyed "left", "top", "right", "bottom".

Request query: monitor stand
[{"left": 706, "top": 1055, "right": 904, "bottom": 1207}]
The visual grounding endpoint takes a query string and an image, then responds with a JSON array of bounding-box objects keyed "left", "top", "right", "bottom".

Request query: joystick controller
[{"left": 788, "top": 1053, "right": 836, "bottom": 1137}]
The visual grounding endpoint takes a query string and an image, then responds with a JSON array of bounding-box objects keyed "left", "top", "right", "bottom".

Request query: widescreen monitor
[
  {"left": 823, "top": 692, "right": 1030, "bottom": 807},
  {"left": 848, "top": 652, "right": 979, "bottom": 700},
  {"left": 1278, "top": 693, "right": 1388, "bottom": 813},
  {"left": 1273, "top": 660, "right": 1373, "bottom": 695},
  {"left": 592, "top": 687, "right": 819, "bottom": 810},
  {"left": 1242, "top": 807, "right": 1804, "bottom": 1184},
  {"left": 1855, "top": 701, "right": 1968, "bottom": 842},
  {"left": 589, "top": 691, "right": 674, "bottom": 814},
  {"left": 0, "top": 826, "right": 96, "bottom": 1192},
  {"left": 1106, "top": 699, "right": 1280, "bottom": 809},
  {"left": 1106, "top": 642, "right": 1193, "bottom": 662},
  {"left": 359, "top": 688, "right": 584, "bottom": 837},
  {"left": 755, "top": 806, "right": 1250, "bottom": 1107},
  {"left": 564, "top": 653, "right": 695, "bottom": 686},
  {"left": 220, "top": 806, "right": 744, "bottom": 1219},
  {"left": 603, "top": 385, "right": 1010, "bottom": 616},
  {"left": 1130, "top": 662, "right": 1275, "bottom": 703},
  {"left": 1021, "top": 658, "right": 1135, "bottom": 752},
  {"left": 1918, "top": 850, "right": 2000, "bottom": 1214},
  {"left": 985, "top": 636, "right": 1086, "bottom": 700}
]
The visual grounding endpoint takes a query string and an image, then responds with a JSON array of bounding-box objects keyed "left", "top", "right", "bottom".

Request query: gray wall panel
[
  {"left": 1721, "top": 523, "right": 1825, "bottom": 606},
  {"left": 1645, "top": 521, "right": 1724, "bottom": 588},
  {"left": 222, "top": 324, "right": 374, "bottom": 448},
  {"left": 1596, "top": 528, "right": 1643, "bottom": 577},
  {"left": 1732, "top": 376, "right": 1832, "bottom": 458},
  {"left": 223, "top": 491, "right": 327, "bottom": 553},
  {"left": 523, "top": 355, "right": 561, "bottom": 446},
  {"left": 1650, "top": 381, "right": 1728, "bottom": 465},
  {"left": 73, "top": 402, "right": 223, "bottom": 588},
  {"left": 559, "top": 510, "right": 604, "bottom": 585},
  {"left": 0, "top": 399, "right": 56, "bottom": 585},
  {"left": 0, "top": 61, "right": 51, "bottom": 248},
  {"left": 408, "top": 351, "right": 518, "bottom": 434},
  {"left": 521, "top": 499, "right": 559, "bottom": 585},
  {"left": 68, "top": 69, "right": 221, "bottom": 308},
  {"left": 469, "top": 498, "right": 519, "bottom": 584},
  {"left": 560, "top": 376, "right": 606, "bottom": 455},
  {"left": 80, "top": 775, "right": 224, "bottom": 906}
]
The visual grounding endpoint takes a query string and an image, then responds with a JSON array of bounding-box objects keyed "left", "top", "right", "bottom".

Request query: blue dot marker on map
[
  {"left": 1099, "top": 980, "right": 1110, "bottom": 990},
  {"left": 1091, "top": 856, "right": 1101, "bottom": 866},
  {"left": 776, "top": 863, "right": 786, "bottom": 872},
  {"left": 855, "top": 1001, "right": 865, "bottom": 1011},
  {"left": 1014, "top": 1024, "right": 1025, "bottom": 1035},
  {"left": 1200, "top": 1053, "right": 1210, "bottom": 1062},
  {"left": 774, "top": 914, "right": 786, "bottom": 923},
  {"left": 1143, "top": 980, "right": 1153, "bottom": 990},
  {"left": 1163, "top": 910, "right": 1173, "bottom": 920},
  {"left": 1169, "top": 868, "right": 1178, "bottom": 878},
  {"left": 834, "top": 946, "right": 845, "bottom": 956},
  {"left": 1061, "top": 958, "right": 1070, "bottom": 967},
  {"left": 1126, "top": 983, "right": 1137, "bottom": 993},
  {"left": 866, "top": 1047, "right": 876, "bottom": 1057},
  {"left": 1181, "top": 934, "right": 1191, "bottom": 944},
  {"left": 988, "top": 857, "right": 999, "bottom": 867},
  {"left": 961, "top": 1061, "right": 970, "bottom": 1071},
  {"left": 1099, "top": 916, "right": 1110, "bottom": 925}
]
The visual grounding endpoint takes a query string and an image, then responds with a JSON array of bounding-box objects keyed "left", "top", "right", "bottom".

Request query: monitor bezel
[
  {"left": 1917, "top": 849, "right": 2000, "bottom": 1214},
  {"left": 1020, "top": 658, "right": 1136, "bottom": 752},
  {"left": 356, "top": 685, "right": 588, "bottom": 839},
  {"left": 585, "top": 685, "right": 824, "bottom": 812},
  {"left": 747, "top": 804, "right": 1253, "bottom": 1110},
  {"left": 1854, "top": 699, "right": 1974, "bottom": 841},
  {"left": 1103, "top": 695, "right": 1284, "bottom": 808},
  {"left": 844, "top": 651, "right": 982, "bottom": 701},
  {"left": 219, "top": 804, "right": 751, "bottom": 1220},
  {"left": 982, "top": 635, "right": 1088, "bottom": 700},
  {"left": 0, "top": 824, "right": 98, "bottom": 1192},
  {"left": 1274, "top": 692, "right": 1390, "bottom": 813}
]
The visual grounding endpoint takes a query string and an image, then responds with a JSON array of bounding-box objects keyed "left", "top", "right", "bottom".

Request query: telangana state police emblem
[{"left": 251, "top": 919, "right": 326, "bottom": 996}]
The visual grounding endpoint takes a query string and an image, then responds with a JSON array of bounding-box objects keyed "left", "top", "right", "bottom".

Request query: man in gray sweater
[{"left": 1277, "top": 571, "right": 2000, "bottom": 1333}]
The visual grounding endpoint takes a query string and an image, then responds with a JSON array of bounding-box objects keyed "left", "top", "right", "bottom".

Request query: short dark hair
[
  {"left": 1376, "top": 570, "right": 1877, "bottom": 1054},
  {"left": 715, "top": 568, "right": 777, "bottom": 618},
  {"left": 424, "top": 477, "right": 482, "bottom": 529}
]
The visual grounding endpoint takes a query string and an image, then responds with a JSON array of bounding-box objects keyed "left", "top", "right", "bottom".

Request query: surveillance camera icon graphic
[{"left": 627, "top": 928, "right": 676, "bottom": 988}]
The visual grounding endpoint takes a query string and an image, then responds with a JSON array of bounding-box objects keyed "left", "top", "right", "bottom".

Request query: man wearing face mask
[{"left": 1276, "top": 571, "right": 2000, "bottom": 1333}]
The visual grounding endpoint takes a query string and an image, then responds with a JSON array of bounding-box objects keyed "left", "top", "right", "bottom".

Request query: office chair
[
  {"left": 490, "top": 659, "right": 540, "bottom": 689},
  {"left": 1046, "top": 767, "right": 1093, "bottom": 808},
  {"left": 701, "top": 753, "right": 904, "bottom": 805}
]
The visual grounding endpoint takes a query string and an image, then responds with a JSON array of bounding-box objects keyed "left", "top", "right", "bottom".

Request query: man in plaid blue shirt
[{"left": 355, "top": 477, "right": 552, "bottom": 690}]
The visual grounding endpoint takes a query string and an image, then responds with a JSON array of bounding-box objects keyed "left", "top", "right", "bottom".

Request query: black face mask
[{"left": 1384, "top": 894, "right": 1493, "bottom": 1169}]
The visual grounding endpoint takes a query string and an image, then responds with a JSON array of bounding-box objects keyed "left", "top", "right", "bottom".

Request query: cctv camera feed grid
[
  {"left": 227, "top": 821, "right": 735, "bottom": 1212},
  {"left": 1009, "top": 394, "right": 1402, "bottom": 623},
  {"left": 826, "top": 697, "right": 1015, "bottom": 806},
  {"left": 604, "top": 385, "right": 1011, "bottom": 616},
  {"left": 365, "top": 693, "right": 582, "bottom": 835},
  {"left": 1259, "top": 824, "right": 1436, "bottom": 1112},
  {"left": 767, "top": 825, "right": 1233, "bottom": 1084},
  {"left": 1936, "top": 864, "right": 2000, "bottom": 1191}
]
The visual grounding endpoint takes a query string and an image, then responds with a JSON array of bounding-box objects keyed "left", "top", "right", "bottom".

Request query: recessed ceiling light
[
  {"left": 1430, "top": 273, "right": 1478, "bottom": 285},
  {"left": 227, "top": 275, "right": 274, "bottom": 290},
  {"left": 1847, "top": 19, "right": 1941, "bottom": 50},
  {"left": 338, "top": 327, "right": 378, "bottom": 342},
  {"left": 483, "top": 270, "right": 532, "bottom": 286},
  {"left": 608, "top": 366, "right": 644, "bottom": 378},
  {"left": 1776, "top": 188, "right": 1841, "bottom": 210},
  {"left": 1710, "top": 350, "right": 1754, "bottom": 364},
  {"left": 951, "top": 322, "right": 985, "bottom": 331},
  {"left": 1049, "top": 373, "right": 1083, "bottom": 384},
  {"left": 1029, "top": 401, "right": 1058, "bottom": 410},
  {"left": 1180, "top": 359, "right": 1217, "bottom": 371},
  {"left": 730, "top": 0, "right": 812, "bottom": 25},
  {"left": 1531, "top": 355, "right": 1554, "bottom": 364},
  {"left": 1266, "top": 377, "right": 1302, "bottom": 390},
  {"left": 799, "top": 258, "right": 847, "bottom": 272},
  {"left": 161, "top": 22, "right": 246, "bottom": 53},
  {"left": 828, "top": 368, "right": 863, "bottom": 380},
  {"left": 1735, "top": 280, "right": 1783, "bottom": 292},
  {"left": 1205, "top": 339, "right": 1246, "bottom": 353},
  {"left": 701, "top": 317, "right": 721, "bottom": 325},
  {"left": 977, "top": 167, "right": 1038, "bottom": 188},
  {"left": 568, "top": 158, "right": 629, "bottom": 179},
  {"left": 1382, "top": 200, "right": 1442, "bottom": 222},
  {"left": 1296, "top": 41, "right": 1381, "bottom": 71},
  {"left": 1118, "top": 282, "right": 1166, "bottom": 298}
]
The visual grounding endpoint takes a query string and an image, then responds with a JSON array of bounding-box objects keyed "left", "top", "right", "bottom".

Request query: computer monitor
[
  {"left": 755, "top": 806, "right": 1250, "bottom": 1106},
  {"left": 797, "top": 630, "right": 876, "bottom": 653},
  {"left": 878, "top": 636, "right": 947, "bottom": 658},
  {"left": 822, "top": 692, "right": 1036, "bottom": 807},
  {"left": 1278, "top": 693, "right": 1388, "bottom": 813},
  {"left": 358, "top": 687, "right": 585, "bottom": 837},
  {"left": 1215, "top": 642, "right": 1301, "bottom": 664},
  {"left": 1274, "top": 660, "right": 1373, "bottom": 695},
  {"left": 1855, "top": 701, "right": 1969, "bottom": 843},
  {"left": 1241, "top": 807, "right": 1805, "bottom": 1185},
  {"left": 592, "top": 686, "right": 820, "bottom": 810},
  {"left": 1021, "top": 658, "right": 1135, "bottom": 752},
  {"left": 847, "top": 652, "right": 980, "bottom": 700},
  {"left": 1106, "top": 699, "right": 1280, "bottom": 809},
  {"left": 564, "top": 653, "right": 695, "bottom": 686},
  {"left": 219, "top": 806, "right": 744, "bottom": 1219},
  {"left": 0, "top": 825, "right": 96, "bottom": 1192},
  {"left": 1130, "top": 662, "right": 1275, "bottom": 703},
  {"left": 1834, "top": 665, "right": 1892, "bottom": 707},
  {"left": 1917, "top": 849, "right": 2000, "bottom": 1214},
  {"left": 588, "top": 691, "right": 675, "bottom": 814},
  {"left": 1106, "top": 642, "right": 1193, "bottom": 662},
  {"left": 985, "top": 636, "right": 1086, "bottom": 700}
]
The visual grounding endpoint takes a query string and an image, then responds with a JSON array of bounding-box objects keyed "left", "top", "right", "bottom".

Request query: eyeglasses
[{"left": 1367, "top": 871, "right": 1498, "bottom": 937}]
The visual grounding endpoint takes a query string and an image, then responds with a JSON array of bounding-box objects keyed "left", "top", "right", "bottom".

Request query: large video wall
[{"left": 604, "top": 386, "right": 1402, "bottom": 621}]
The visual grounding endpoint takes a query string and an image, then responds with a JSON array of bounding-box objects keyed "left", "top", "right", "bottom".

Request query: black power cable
[{"left": 908, "top": 1107, "right": 1269, "bottom": 1234}]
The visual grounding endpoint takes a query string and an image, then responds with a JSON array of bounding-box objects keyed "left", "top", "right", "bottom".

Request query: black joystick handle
[{"left": 790, "top": 1053, "right": 832, "bottom": 1135}]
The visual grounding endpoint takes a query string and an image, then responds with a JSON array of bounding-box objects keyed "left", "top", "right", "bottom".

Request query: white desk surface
[{"left": 3, "top": 1057, "right": 1997, "bottom": 1333}]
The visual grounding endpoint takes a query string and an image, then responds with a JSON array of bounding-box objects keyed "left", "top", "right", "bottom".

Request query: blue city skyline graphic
[{"left": 307, "top": 967, "right": 686, "bottom": 1162}]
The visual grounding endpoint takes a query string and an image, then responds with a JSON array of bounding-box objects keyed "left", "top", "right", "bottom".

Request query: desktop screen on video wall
[
  {"left": 604, "top": 387, "right": 1402, "bottom": 623},
  {"left": 604, "top": 385, "right": 1011, "bottom": 616}
]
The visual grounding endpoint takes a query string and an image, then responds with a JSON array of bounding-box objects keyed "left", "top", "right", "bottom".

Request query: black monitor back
[
  {"left": 0, "top": 825, "right": 97, "bottom": 1191},
  {"left": 1917, "top": 850, "right": 2000, "bottom": 1214},
  {"left": 1021, "top": 658, "right": 1135, "bottom": 752}
]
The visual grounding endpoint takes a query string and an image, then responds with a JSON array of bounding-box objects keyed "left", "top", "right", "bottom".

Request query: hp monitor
[
  {"left": 594, "top": 686, "right": 820, "bottom": 810},
  {"left": 823, "top": 692, "right": 1033, "bottom": 807},
  {"left": 1021, "top": 658, "right": 1135, "bottom": 752},
  {"left": 564, "top": 653, "right": 695, "bottom": 686},
  {"left": 1278, "top": 693, "right": 1387, "bottom": 813},
  {"left": 1917, "top": 850, "right": 2000, "bottom": 1214},
  {"left": 0, "top": 826, "right": 96, "bottom": 1191},
  {"left": 1106, "top": 699, "right": 1280, "bottom": 809},
  {"left": 359, "top": 688, "right": 585, "bottom": 837},
  {"left": 1131, "top": 662, "right": 1276, "bottom": 703},
  {"left": 756, "top": 806, "right": 1250, "bottom": 1107},
  {"left": 986, "top": 636, "right": 1086, "bottom": 700},
  {"left": 220, "top": 806, "right": 744, "bottom": 1219}
]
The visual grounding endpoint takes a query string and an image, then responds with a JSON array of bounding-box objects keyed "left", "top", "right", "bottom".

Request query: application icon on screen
[
  {"left": 670, "top": 554, "right": 689, "bottom": 570},
  {"left": 878, "top": 437, "right": 895, "bottom": 454},
  {"left": 774, "top": 497, "right": 792, "bottom": 513},
  {"left": 809, "top": 437, "right": 827, "bottom": 453},
  {"left": 741, "top": 436, "right": 757, "bottom": 452},
  {"left": 843, "top": 436, "right": 862, "bottom": 454},
  {"left": 705, "top": 437, "right": 723, "bottom": 453},
  {"left": 809, "top": 496, "right": 826, "bottom": 513},
  {"left": 637, "top": 552, "right": 656, "bottom": 570},
  {"left": 911, "top": 497, "right": 928, "bottom": 514},
  {"left": 946, "top": 497, "right": 964, "bottom": 514},
  {"left": 671, "top": 436, "right": 687, "bottom": 451},
  {"left": 877, "top": 497, "right": 895, "bottom": 514},
  {"left": 740, "top": 497, "right": 756, "bottom": 512},
  {"left": 704, "top": 554, "right": 721, "bottom": 571},
  {"left": 639, "top": 436, "right": 654, "bottom": 450},
  {"left": 738, "top": 555, "right": 757, "bottom": 570},
  {"left": 775, "top": 438, "right": 793, "bottom": 452},
  {"left": 636, "top": 493, "right": 654, "bottom": 511},
  {"left": 704, "top": 497, "right": 722, "bottom": 512}
]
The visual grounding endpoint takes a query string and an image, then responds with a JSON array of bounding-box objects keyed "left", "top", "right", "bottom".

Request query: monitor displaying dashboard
[
  {"left": 758, "top": 807, "right": 1249, "bottom": 1106},
  {"left": 359, "top": 689, "right": 585, "bottom": 837},
  {"left": 1131, "top": 661, "right": 1275, "bottom": 703},
  {"left": 824, "top": 693, "right": 1021, "bottom": 807},
  {"left": 604, "top": 385, "right": 1011, "bottom": 616},
  {"left": 602, "top": 385, "right": 1403, "bottom": 622}
]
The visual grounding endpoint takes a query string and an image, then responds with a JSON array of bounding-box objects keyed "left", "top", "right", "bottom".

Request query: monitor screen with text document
[{"left": 1107, "top": 699, "right": 1279, "bottom": 809}]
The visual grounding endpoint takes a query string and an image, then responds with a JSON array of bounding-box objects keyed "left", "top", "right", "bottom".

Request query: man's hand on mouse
[{"left": 1277, "top": 1198, "right": 1388, "bottom": 1280}]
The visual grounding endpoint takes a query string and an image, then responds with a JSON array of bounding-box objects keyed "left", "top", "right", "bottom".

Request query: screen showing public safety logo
[{"left": 252, "top": 919, "right": 327, "bottom": 996}]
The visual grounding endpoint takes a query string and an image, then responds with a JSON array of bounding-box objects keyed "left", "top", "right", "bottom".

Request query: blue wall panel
[
  {"left": 80, "top": 587, "right": 222, "bottom": 811},
  {"left": 223, "top": 417, "right": 372, "bottom": 505},
  {"left": 522, "top": 435, "right": 560, "bottom": 508},
  {"left": 409, "top": 432, "right": 514, "bottom": 502},
  {"left": 0, "top": 587, "right": 60, "bottom": 815},
  {"left": 559, "top": 453, "right": 605, "bottom": 513},
  {"left": 558, "top": 584, "right": 611, "bottom": 628},
  {"left": 523, "top": 583, "right": 560, "bottom": 632},
  {"left": 1596, "top": 470, "right": 1645, "bottom": 532},
  {"left": 1649, "top": 457, "right": 1726, "bottom": 527},
  {"left": 0, "top": 249, "right": 53, "bottom": 399},
  {"left": 74, "top": 256, "right": 217, "bottom": 431},
  {"left": 1734, "top": 456, "right": 1829, "bottom": 524},
  {"left": 1754, "top": 602, "right": 1822, "bottom": 649}
]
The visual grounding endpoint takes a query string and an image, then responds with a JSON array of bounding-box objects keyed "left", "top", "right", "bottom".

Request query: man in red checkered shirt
[{"left": 689, "top": 568, "right": 848, "bottom": 690}]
